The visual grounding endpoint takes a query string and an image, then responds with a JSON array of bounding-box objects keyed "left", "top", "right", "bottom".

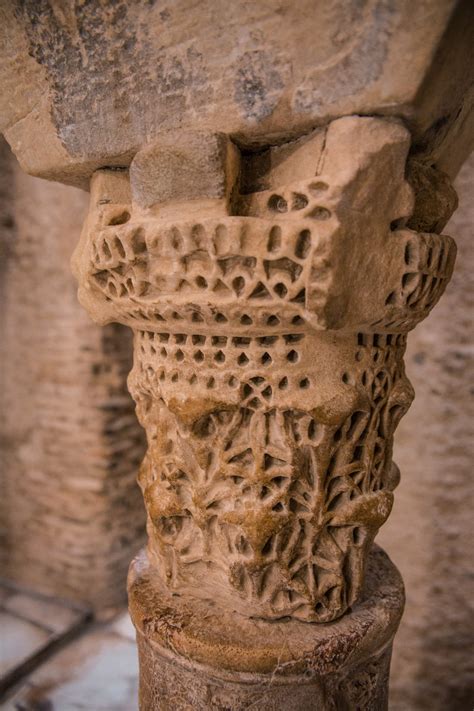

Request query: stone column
[
  {"left": 1, "top": 2, "right": 471, "bottom": 708},
  {"left": 71, "top": 116, "right": 456, "bottom": 708}
]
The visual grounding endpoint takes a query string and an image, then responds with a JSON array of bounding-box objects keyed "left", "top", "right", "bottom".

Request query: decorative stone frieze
[{"left": 73, "top": 116, "right": 456, "bottom": 627}]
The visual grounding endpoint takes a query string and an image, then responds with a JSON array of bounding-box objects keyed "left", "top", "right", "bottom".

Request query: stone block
[{"left": 130, "top": 131, "right": 240, "bottom": 212}]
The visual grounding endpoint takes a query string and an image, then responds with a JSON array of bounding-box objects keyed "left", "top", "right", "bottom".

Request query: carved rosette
[{"left": 73, "top": 117, "right": 456, "bottom": 622}]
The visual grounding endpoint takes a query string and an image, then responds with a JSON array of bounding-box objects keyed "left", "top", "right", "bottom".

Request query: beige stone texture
[
  {"left": 0, "top": 141, "right": 146, "bottom": 609},
  {"left": 1, "top": 1, "right": 472, "bottom": 188},
  {"left": 69, "top": 110, "right": 465, "bottom": 706},
  {"left": 1, "top": 3, "right": 472, "bottom": 706},
  {"left": 378, "top": 153, "right": 474, "bottom": 711},
  {"left": 71, "top": 116, "right": 455, "bottom": 632},
  {"left": 130, "top": 131, "right": 240, "bottom": 210}
]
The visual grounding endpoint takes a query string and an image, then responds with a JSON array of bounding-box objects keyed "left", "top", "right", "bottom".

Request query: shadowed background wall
[
  {"left": 378, "top": 152, "right": 474, "bottom": 711},
  {"left": 0, "top": 143, "right": 472, "bottom": 708},
  {"left": 0, "top": 140, "right": 146, "bottom": 611}
]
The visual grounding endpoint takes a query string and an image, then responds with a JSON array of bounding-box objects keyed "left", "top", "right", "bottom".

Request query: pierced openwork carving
[{"left": 73, "top": 116, "right": 456, "bottom": 622}]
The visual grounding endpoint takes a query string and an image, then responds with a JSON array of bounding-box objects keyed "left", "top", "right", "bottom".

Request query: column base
[{"left": 128, "top": 546, "right": 404, "bottom": 711}]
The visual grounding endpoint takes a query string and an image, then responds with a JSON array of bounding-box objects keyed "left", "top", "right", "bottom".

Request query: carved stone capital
[{"left": 73, "top": 116, "right": 456, "bottom": 627}]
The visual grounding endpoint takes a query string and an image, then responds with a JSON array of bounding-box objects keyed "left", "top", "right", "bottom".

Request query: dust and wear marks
[
  {"left": 234, "top": 50, "right": 285, "bottom": 121},
  {"left": 293, "top": 0, "right": 396, "bottom": 113},
  {"left": 15, "top": 0, "right": 211, "bottom": 156}
]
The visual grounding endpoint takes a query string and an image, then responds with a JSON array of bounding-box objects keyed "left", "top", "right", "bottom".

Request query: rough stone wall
[
  {"left": 0, "top": 141, "right": 146, "bottom": 610},
  {"left": 379, "top": 154, "right": 474, "bottom": 710}
]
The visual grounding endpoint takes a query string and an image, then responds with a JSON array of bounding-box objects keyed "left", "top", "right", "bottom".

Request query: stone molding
[{"left": 129, "top": 545, "right": 403, "bottom": 711}]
